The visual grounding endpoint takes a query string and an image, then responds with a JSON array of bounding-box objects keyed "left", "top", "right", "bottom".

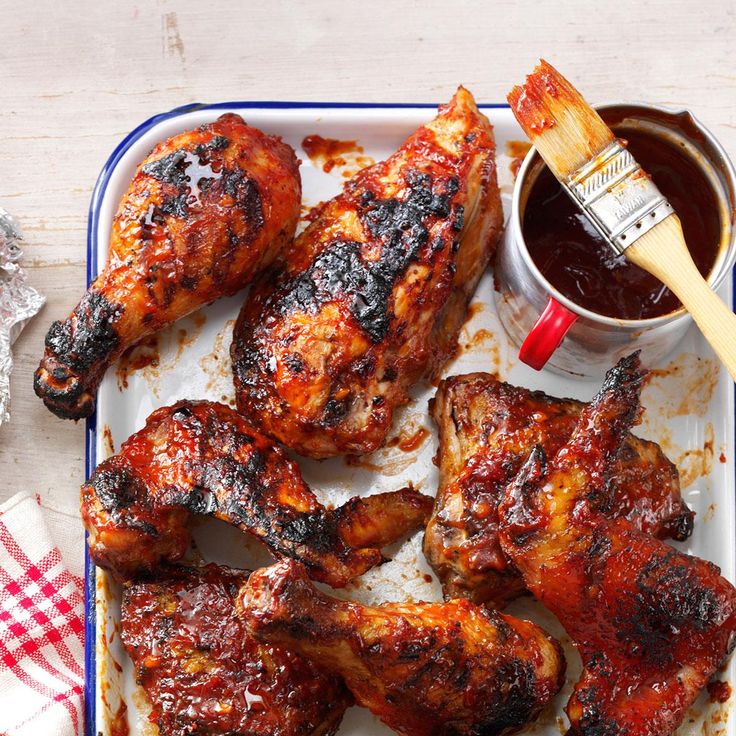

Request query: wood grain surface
[{"left": 1, "top": 0, "right": 734, "bottom": 576}]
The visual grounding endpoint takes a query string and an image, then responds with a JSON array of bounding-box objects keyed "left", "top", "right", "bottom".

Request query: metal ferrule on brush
[{"left": 562, "top": 140, "right": 674, "bottom": 254}]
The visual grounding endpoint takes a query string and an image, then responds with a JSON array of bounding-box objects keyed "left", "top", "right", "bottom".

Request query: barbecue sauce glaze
[{"left": 523, "top": 128, "right": 721, "bottom": 320}]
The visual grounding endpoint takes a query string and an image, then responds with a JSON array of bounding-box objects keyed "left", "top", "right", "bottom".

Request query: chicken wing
[
  {"left": 81, "top": 400, "right": 432, "bottom": 586},
  {"left": 424, "top": 372, "right": 693, "bottom": 607},
  {"left": 238, "top": 559, "right": 565, "bottom": 736},
  {"left": 231, "top": 87, "right": 503, "bottom": 458},
  {"left": 498, "top": 354, "right": 736, "bottom": 736},
  {"left": 35, "top": 113, "right": 301, "bottom": 419},
  {"left": 121, "top": 564, "right": 351, "bottom": 736}
]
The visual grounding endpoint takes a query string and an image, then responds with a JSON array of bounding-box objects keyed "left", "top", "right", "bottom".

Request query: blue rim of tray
[{"left": 82, "top": 99, "right": 511, "bottom": 734}]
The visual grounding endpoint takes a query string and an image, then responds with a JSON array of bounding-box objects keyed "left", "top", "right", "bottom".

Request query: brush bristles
[{"left": 508, "top": 59, "right": 615, "bottom": 180}]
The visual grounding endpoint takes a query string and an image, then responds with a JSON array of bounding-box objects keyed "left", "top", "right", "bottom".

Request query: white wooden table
[{"left": 1, "top": 0, "right": 735, "bottom": 577}]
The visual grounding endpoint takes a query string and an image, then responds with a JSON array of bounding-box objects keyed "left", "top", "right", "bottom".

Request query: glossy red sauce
[
  {"left": 116, "top": 334, "right": 159, "bottom": 389},
  {"left": 707, "top": 679, "right": 732, "bottom": 704},
  {"left": 109, "top": 700, "right": 129, "bottom": 736},
  {"left": 302, "top": 135, "right": 363, "bottom": 173},
  {"left": 522, "top": 128, "right": 721, "bottom": 319},
  {"left": 506, "top": 140, "right": 532, "bottom": 179},
  {"left": 389, "top": 426, "right": 430, "bottom": 452}
]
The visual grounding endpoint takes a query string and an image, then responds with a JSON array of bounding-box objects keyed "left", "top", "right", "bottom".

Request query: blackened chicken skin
[
  {"left": 238, "top": 559, "right": 565, "bottom": 736},
  {"left": 121, "top": 564, "right": 351, "bottom": 736},
  {"left": 81, "top": 400, "right": 432, "bottom": 586},
  {"left": 35, "top": 113, "right": 301, "bottom": 419},
  {"left": 232, "top": 88, "right": 503, "bottom": 458},
  {"left": 424, "top": 372, "right": 693, "bottom": 607},
  {"left": 498, "top": 355, "right": 736, "bottom": 736}
]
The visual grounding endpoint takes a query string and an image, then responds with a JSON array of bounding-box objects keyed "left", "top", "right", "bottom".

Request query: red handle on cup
[{"left": 519, "top": 297, "right": 578, "bottom": 371}]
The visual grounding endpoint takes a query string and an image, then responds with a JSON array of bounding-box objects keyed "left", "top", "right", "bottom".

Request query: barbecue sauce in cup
[{"left": 522, "top": 128, "right": 721, "bottom": 320}]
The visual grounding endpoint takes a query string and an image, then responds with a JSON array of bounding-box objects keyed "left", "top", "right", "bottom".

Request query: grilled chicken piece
[
  {"left": 81, "top": 400, "right": 432, "bottom": 586},
  {"left": 231, "top": 88, "right": 503, "bottom": 458},
  {"left": 35, "top": 113, "right": 301, "bottom": 419},
  {"left": 238, "top": 559, "right": 565, "bottom": 736},
  {"left": 424, "top": 373, "right": 693, "bottom": 607},
  {"left": 121, "top": 564, "right": 351, "bottom": 736},
  {"left": 498, "top": 355, "right": 736, "bottom": 736}
]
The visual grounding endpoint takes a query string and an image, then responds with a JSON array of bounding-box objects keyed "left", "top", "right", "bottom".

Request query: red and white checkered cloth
[{"left": 0, "top": 492, "right": 84, "bottom": 735}]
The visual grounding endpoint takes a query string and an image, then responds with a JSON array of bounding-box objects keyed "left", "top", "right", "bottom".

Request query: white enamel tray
[{"left": 86, "top": 102, "right": 735, "bottom": 736}]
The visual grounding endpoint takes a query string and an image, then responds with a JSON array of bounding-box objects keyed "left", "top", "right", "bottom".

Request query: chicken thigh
[
  {"left": 122, "top": 564, "right": 351, "bottom": 736},
  {"left": 424, "top": 372, "right": 693, "bottom": 607}
]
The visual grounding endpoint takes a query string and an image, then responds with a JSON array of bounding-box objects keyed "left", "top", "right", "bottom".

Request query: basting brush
[{"left": 508, "top": 60, "right": 736, "bottom": 380}]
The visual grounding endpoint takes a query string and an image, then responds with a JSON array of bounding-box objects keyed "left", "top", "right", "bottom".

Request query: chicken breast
[
  {"left": 231, "top": 88, "right": 503, "bottom": 458},
  {"left": 499, "top": 355, "right": 736, "bottom": 736}
]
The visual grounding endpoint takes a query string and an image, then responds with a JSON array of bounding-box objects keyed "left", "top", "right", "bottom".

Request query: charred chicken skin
[
  {"left": 238, "top": 559, "right": 565, "bottom": 736},
  {"left": 231, "top": 88, "right": 503, "bottom": 458},
  {"left": 81, "top": 400, "right": 432, "bottom": 586},
  {"left": 498, "top": 354, "right": 736, "bottom": 736},
  {"left": 121, "top": 564, "right": 351, "bottom": 736},
  {"left": 424, "top": 372, "right": 693, "bottom": 607},
  {"left": 35, "top": 113, "right": 301, "bottom": 419}
]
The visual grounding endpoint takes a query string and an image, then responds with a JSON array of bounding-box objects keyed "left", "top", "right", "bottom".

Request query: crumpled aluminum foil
[{"left": 0, "top": 207, "right": 45, "bottom": 425}]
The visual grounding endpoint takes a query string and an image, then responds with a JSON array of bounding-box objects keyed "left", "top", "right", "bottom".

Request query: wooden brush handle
[{"left": 626, "top": 215, "right": 736, "bottom": 381}]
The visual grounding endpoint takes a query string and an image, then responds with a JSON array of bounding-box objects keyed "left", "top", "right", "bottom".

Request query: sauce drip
[
  {"left": 115, "top": 334, "right": 160, "bottom": 390},
  {"left": 506, "top": 140, "right": 532, "bottom": 179},
  {"left": 523, "top": 128, "right": 721, "bottom": 319},
  {"left": 707, "top": 679, "right": 732, "bottom": 704},
  {"left": 302, "top": 135, "right": 363, "bottom": 173},
  {"left": 386, "top": 426, "right": 430, "bottom": 453}
]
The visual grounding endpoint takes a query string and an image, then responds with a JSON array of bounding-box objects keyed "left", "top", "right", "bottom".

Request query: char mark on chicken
[
  {"left": 121, "top": 563, "right": 351, "bottom": 736},
  {"left": 423, "top": 370, "right": 693, "bottom": 607}
]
